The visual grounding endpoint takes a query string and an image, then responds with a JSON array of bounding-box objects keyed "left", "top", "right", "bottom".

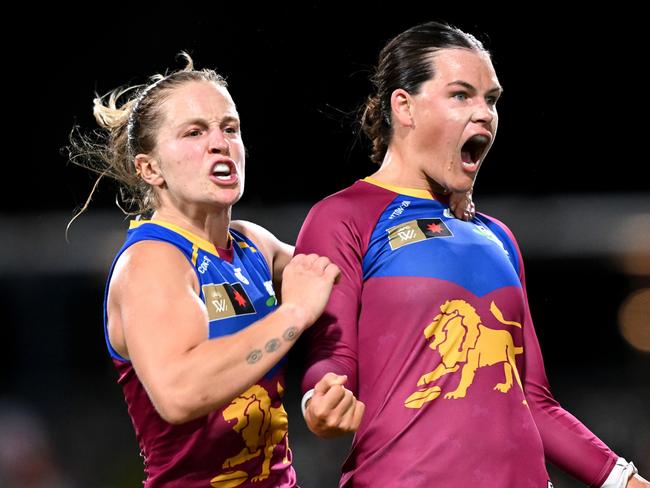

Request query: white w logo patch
[
  {"left": 398, "top": 229, "right": 416, "bottom": 241},
  {"left": 212, "top": 299, "right": 228, "bottom": 313}
]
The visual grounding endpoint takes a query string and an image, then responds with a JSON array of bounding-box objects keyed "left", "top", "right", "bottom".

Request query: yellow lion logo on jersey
[
  {"left": 211, "top": 383, "right": 289, "bottom": 487},
  {"left": 405, "top": 299, "right": 526, "bottom": 409}
]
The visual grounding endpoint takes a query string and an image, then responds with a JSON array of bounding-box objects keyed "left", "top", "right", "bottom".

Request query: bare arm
[
  {"left": 107, "top": 240, "right": 338, "bottom": 425},
  {"left": 628, "top": 475, "right": 650, "bottom": 487}
]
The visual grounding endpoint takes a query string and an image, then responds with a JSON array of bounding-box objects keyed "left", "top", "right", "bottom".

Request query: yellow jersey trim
[
  {"left": 237, "top": 241, "right": 257, "bottom": 252},
  {"left": 129, "top": 219, "right": 224, "bottom": 257},
  {"left": 362, "top": 176, "right": 437, "bottom": 201}
]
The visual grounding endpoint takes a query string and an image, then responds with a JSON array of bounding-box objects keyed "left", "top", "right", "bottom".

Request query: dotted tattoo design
[
  {"left": 283, "top": 327, "right": 298, "bottom": 342},
  {"left": 246, "top": 349, "right": 263, "bottom": 364},
  {"left": 265, "top": 338, "right": 281, "bottom": 353}
]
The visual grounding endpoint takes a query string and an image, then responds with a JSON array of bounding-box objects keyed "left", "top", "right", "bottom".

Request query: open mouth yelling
[
  {"left": 210, "top": 160, "right": 238, "bottom": 185},
  {"left": 460, "top": 134, "right": 491, "bottom": 172}
]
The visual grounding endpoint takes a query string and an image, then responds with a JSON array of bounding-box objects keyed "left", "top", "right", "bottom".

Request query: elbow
[
  {"left": 149, "top": 386, "right": 211, "bottom": 425},
  {"left": 153, "top": 396, "right": 196, "bottom": 425},
  {"left": 158, "top": 395, "right": 232, "bottom": 425},
  {"left": 142, "top": 362, "right": 233, "bottom": 424},
  {"left": 156, "top": 403, "right": 194, "bottom": 425}
]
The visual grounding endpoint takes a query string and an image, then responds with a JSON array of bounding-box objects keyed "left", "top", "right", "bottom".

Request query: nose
[
  {"left": 472, "top": 100, "right": 495, "bottom": 125},
  {"left": 208, "top": 129, "right": 230, "bottom": 155}
]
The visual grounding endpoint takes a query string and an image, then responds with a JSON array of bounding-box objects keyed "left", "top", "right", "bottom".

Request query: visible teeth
[{"left": 213, "top": 163, "right": 231, "bottom": 175}]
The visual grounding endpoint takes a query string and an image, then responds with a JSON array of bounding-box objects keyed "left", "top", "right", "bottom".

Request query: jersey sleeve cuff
[
  {"left": 601, "top": 457, "right": 638, "bottom": 488},
  {"left": 301, "top": 389, "right": 315, "bottom": 417}
]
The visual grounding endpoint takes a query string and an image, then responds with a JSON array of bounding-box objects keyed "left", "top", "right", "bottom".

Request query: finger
[
  {"left": 309, "top": 385, "right": 347, "bottom": 421},
  {"left": 287, "top": 254, "right": 304, "bottom": 267},
  {"left": 317, "top": 387, "right": 355, "bottom": 429},
  {"left": 318, "top": 384, "right": 349, "bottom": 413},
  {"left": 304, "top": 253, "right": 321, "bottom": 267},
  {"left": 461, "top": 191, "right": 475, "bottom": 221},
  {"left": 314, "top": 373, "right": 347, "bottom": 395},
  {"left": 327, "top": 386, "right": 354, "bottom": 413},
  {"left": 351, "top": 400, "right": 365, "bottom": 430},
  {"left": 292, "top": 253, "right": 319, "bottom": 268},
  {"left": 313, "top": 255, "right": 331, "bottom": 272},
  {"left": 324, "top": 262, "right": 341, "bottom": 283},
  {"left": 449, "top": 193, "right": 469, "bottom": 220},
  {"left": 332, "top": 395, "right": 364, "bottom": 432},
  {"left": 331, "top": 392, "right": 358, "bottom": 430}
]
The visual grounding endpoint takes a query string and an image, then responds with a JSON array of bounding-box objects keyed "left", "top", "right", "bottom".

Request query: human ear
[
  {"left": 390, "top": 88, "right": 415, "bottom": 128},
  {"left": 134, "top": 154, "right": 165, "bottom": 187}
]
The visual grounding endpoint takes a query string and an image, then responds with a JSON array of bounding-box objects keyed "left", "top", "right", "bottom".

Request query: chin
[
  {"left": 216, "top": 187, "right": 243, "bottom": 205},
  {"left": 447, "top": 184, "right": 473, "bottom": 195},
  {"left": 223, "top": 195, "right": 242, "bottom": 208},
  {"left": 451, "top": 176, "right": 477, "bottom": 193}
]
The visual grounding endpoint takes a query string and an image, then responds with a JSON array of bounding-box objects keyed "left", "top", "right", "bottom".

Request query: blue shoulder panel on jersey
[
  {"left": 362, "top": 195, "right": 521, "bottom": 297},
  {"left": 104, "top": 221, "right": 285, "bottom": 379}
]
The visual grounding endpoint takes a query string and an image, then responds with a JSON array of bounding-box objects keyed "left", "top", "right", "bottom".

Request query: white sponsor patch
[
  {"left": 388, "top": 200, "right": 411, "bottom": 220},
  {"left": 197, "top": 255, "right": 212, "bottom": 274},
  {"left": 233, "top": 267, "right": 250, "bottom": 285},
  {"left": 472, "top": 224, "right": 509, "bottom": 256},
  {"left": 263, "top": 280, "right": 276, "bottom": 297}
]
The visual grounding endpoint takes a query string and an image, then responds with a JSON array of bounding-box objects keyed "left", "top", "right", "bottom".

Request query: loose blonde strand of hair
[{"left": 65, "top": 169, "right": 109, "bottom": 243}]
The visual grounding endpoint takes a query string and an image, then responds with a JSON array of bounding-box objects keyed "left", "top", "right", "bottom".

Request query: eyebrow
[
  {"left": 220, "top": 115, "right": 240, "bottom": 125},
  {"left": 447, "top": 80, "right": 503, "bottom": 95},
  {"left": 175, "top": 114, "right": 240, "bottom": 130}
]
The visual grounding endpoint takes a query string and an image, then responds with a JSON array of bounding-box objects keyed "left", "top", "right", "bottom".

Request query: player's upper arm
[{"left": 107, "top": 241, "right": 208, "bottom": 408}]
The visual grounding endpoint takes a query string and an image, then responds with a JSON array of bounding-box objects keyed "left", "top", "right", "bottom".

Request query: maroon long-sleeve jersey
[{"left": 297, "top": 179, "right": 617, "bottom": 488}]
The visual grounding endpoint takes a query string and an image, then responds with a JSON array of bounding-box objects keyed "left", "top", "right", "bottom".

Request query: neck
[{"left": 372, "top": 147, "right": 448, "bottom": 195}]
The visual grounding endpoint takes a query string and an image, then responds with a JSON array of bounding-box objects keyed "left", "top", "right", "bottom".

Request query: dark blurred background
[{"left": 1, "top": 4, "right": 648, "bottom": 487}]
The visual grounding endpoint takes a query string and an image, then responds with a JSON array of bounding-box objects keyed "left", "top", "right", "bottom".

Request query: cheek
[
  {"left": 163, "top": 140, "right": 200, "bottom": 165},
  {"left": 233, "top": 138, "right": 245, "bottom": 153},
  {"left": 418, "top": 113, "right": 446, "bottom": 142},
  {"left": 437, "top": 118, "right": 466, "bottom": 146},
  {"left": 233, "top": 141, "right": 246, "bottom": 163}
]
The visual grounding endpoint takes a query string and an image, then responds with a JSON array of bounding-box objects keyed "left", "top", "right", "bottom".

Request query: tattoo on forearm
[
  {"left": 265, "top": 338, "right": 281, "bottom": 353},
  {"left": 283, "top": 326, "right": 298, "bottom": 342},
  {"left": 246, "top": 349, "right": 262, "bottom": 364},
  {"left": 247, "top": 327, "right": 298, "bottom": 365}
]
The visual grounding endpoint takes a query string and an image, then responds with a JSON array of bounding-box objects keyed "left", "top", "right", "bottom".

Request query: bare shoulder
[
  {"left": 231, "top": 220, "right": 280, "bottom": 244},
  {"left": 231, "top": 220, "right": 279, "bottom": 257},
  {"left": 110, "top": 240, "right": 198, "bottom": 296},
  {"left": 231, "top": 220, "right": 294, "bottom": 277},
  {"left": 107, "top": 240, "right": 200, "bottom": 359}
]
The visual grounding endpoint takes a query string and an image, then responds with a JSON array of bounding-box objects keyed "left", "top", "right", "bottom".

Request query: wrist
[
  {"left": 276, "top": 302, "right": 312, "bottom": 331},
  {"left": 602, "top": 458, "right": 638, "bottom": 488},
  {"left": 301, "top": 389, "right": 315, "bottom": 417}
]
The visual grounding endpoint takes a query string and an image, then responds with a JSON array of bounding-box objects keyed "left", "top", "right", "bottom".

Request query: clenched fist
[{"left": 304, "top": 372, "right": 365, "bottom": 438}]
